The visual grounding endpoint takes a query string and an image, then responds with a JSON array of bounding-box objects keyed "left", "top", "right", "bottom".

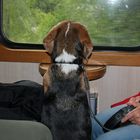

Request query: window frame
[{"left": 0, "top": 0, "right": 140, "bottom": 66}]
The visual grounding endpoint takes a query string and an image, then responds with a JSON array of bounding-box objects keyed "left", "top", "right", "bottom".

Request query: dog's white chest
[{"left": 58, "top": 64, "right": 78, "bottom": 75}]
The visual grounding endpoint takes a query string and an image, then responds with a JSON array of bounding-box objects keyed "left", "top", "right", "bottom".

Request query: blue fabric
[{"left": 92, "top": 105, "right": 140, "bottom": 140}]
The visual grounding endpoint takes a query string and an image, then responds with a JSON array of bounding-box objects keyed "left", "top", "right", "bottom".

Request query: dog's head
[{"left": 43, "top": 20, "right": 93, "bottom": 63}]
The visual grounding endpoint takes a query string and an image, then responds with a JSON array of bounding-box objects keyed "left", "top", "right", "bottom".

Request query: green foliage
[{"left": 2, "top": 0, "right": 140, "bottom": 47}]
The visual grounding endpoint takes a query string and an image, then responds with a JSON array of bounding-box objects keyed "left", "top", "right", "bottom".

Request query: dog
[{"left": 41, "top": 20, "right": 93, "bottom": 140}]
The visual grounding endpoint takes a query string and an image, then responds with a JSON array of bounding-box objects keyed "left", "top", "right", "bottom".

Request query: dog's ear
[
  {"left": 43, "top": 20, "right": 70, "bottom": 54},
  {"left": 74, "top": 23, "right": 93, "bottom": 59}
]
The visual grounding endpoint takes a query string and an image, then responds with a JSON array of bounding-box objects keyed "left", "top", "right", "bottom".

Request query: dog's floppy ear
[
  {"left": 74, "top": 23, "right": 93, "bottom": 58},
  {"left": 43, "top": 20, "right": 70, "bottom": 54}
]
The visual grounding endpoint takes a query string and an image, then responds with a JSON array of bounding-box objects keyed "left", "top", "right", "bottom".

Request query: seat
[
  {"left": 0, "top": 120, "right": 52, "bottom": 140},
  {"left": 0, "top": 80, "right": 52, "bottom": 140}
]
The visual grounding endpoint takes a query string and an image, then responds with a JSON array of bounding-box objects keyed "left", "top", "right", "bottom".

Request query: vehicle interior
[{"left": 0, "top": 0, "right": 139, "bottom": 139}]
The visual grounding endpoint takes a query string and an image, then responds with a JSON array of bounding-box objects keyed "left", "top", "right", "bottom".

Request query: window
[
  {"left": 1, "top": 0, "right": 140, "bottom": 50},
  {"left": 0, "top": 0, "right": 140, "bottom": 65}
]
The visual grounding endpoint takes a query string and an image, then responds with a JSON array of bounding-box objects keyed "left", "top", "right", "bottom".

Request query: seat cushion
[{"left": 0, "top": 120, "right": 52, "bottom": 140}]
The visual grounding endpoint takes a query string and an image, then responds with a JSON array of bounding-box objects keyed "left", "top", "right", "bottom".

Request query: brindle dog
[{"left": 41, "top": 20, "right": 93, "bottom": 140}]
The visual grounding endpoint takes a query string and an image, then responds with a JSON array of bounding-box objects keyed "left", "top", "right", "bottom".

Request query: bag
[{"left": 0, "top": 80, "right": 44, "bottom": 121}]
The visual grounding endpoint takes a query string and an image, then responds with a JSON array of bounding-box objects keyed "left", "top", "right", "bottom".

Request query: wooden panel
[
  {"left": 0, "top": 44, "right": 51, "bottom": 63},
  {"left": 90, "top": 51, "right": 140, "bottom": 66},
  {"left": 0, "top": 44, "right": 140, "bottom": 66}
]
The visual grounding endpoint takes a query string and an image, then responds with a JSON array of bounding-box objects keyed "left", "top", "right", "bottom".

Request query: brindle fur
[{"left": 41, "top": 21, "right": 93, "bottom": 140}]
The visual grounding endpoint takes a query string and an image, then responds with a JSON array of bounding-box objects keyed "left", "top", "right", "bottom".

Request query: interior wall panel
[
  {"left": 90, "top": 66, "right": 140, "bottom": 111},
  {"left": 0, "top": 62, "right": 140, "bottom": 111},
  {"left": 0, "top": 62, "right": 42, "bottom": 83}
]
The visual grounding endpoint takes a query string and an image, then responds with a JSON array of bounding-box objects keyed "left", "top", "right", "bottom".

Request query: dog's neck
[{"left": 54, "top": 49, "right": 84, "bottom": 75}]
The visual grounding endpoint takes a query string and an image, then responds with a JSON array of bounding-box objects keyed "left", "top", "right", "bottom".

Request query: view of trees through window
[{"left": 2, "top": 0, "right": 140, "bottom": 47}]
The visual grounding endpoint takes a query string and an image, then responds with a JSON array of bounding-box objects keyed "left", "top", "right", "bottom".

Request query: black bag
[{"left": 0, "top": 80, "right": 44, "bottom": 122}]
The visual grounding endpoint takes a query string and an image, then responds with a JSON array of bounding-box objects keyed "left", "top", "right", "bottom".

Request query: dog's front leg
[
  {"left": 41, "top": 67, "right": 53, "bottom": 129},
  {"left": 43, "top": 66, "right": 52, "bottom": 94},
  {"left": 80, "top": 71, "right": 90, "bottom": 92}
]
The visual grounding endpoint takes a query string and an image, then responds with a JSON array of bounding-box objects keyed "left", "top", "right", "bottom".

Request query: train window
[{"left": 1, "top": 0, "right": 140, "bottom": 50}]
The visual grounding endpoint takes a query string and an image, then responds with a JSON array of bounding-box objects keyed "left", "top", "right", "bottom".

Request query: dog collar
[{"left": 54, "top": 58, "right": 83, "bottom": 65}]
